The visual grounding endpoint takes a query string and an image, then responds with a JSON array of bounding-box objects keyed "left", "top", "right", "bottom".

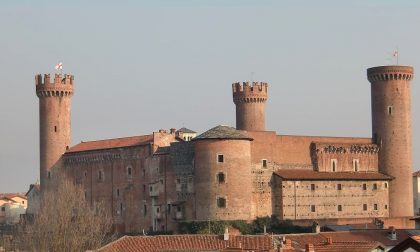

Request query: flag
[{"left": 55, "top": 62, "right": 63, "bottom": 70}]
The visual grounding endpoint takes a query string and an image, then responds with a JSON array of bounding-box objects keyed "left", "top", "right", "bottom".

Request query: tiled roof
[
  {"left": 274, "top": 170, "right": 393, "bottom": 181},
  {"left": 66, "top": 135, "right": 153, "bottom": 153},
  {"left": 177, "top": 127, "right": 196, "bottom": 133},
  {"left": 313, "top": 241, "right": 384, "bottom": 252},
  {"left": 0, "top": 193, "right": 26, "bottom": 200},
  {"left": 194, "top": 125, "right": 253, "bottom": 141},
  {"left": 98, "top": 235, "right": 273, "bottom": 252},
  {"left": 413, "top": 170, "right": 420, "bottom": 177}
]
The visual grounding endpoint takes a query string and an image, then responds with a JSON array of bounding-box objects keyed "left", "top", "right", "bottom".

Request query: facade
[
  {"left": 0, "top": 194, "right": 27, "bottom": 224},
  {"left": 34, "top": 65, "right": 415, "bottom": 233}
]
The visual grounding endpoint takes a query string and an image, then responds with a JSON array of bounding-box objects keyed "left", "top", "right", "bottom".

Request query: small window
[
  {"left": 156, "top": 207, "right": 160, "bottom": 213},
  {"left": 388, "top": 106, "right": 393, "bottom": 115},
  {"left": 142, "top": 169, "right": 145, "bottom": 178},
  {"left": 217, "top": 197, "right": 226, "bottom": 208},
  {"left": 337, "top": 184, "right": 342, "bottom": 190},
  {"left": 363, "top": 184, "right": 367, "bottom": 190},
  {"left": 353, "top": 159, "right": 359, "bottom": 172},
  {"left": 262, "top": 159, "right": 267, "bottom": 168},
  {"left": 384, "top": 182, "right": 388, "bottom": 188},
  {"left": 374, "top": 204, "right": 378, "bottom": 210},
  {"left": 311, "top": 184, "right": 315, "bottom": 191},
  {"left": 176, "top": 178, "right": 181, "bottom": 184},
  {"left": 363, "top": 204, "right": 367, "bottom": 211},
  {"left": 149, "top": 186, "right": 153, "bottom": 192},
  {"left": 338, "top": 205, "right": 342, "bottom": 211},
  {"left": 331, "top": 159, "right": 337, "bottom": 172},
  {"left": 385, "top": 204, "right": 388, "bottom": 210},
  {"left": 47, "top": 171, "right": 51, "bottom": 179},
  {"left": 217, "top": 172, "right": 225, "bottom": 183},
  {"left": 144, "top": 205, "right": 147, "bottom": 216},
  {"left": 98, "top": 170, "right": 104, "bottom": 181},
  {"left": 54, "top": 126, "right": 57, "bottom": 132},
  {"left": 116, "top": 189, "right": 120, "bottom": 197},
  {"left": 120, "top": 203, "right": 123, "bottom": 213},
  {"left": 311, "top": 205, "right": 316, "bottom": 212},
  {"left": 143, "top": 184, "right": 146, "bottom": 193},
  {"left": 217, "top": 154, "right": 224, "bottom": 163},
  {"left": 22, "top": 201, "right": 25, "bottom": 204},
  {"left": 127, "top": 167, "right": 132, "bottom": 177},
  {"left": 177, "top": 206, "right": 182, "bottom": 212},
  {"left": 1, "top": 207, "right": 5, "bottom": 212},
  {"left": 84, "top": 171, "right": 87, "bottom": 177},
  {"left": 373, "top": 183, "right": 377, "bottom": 190}
]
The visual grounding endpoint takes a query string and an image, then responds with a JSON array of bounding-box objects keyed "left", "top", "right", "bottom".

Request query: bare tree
[{"left": 17, "top": 174, "right": 113, "bottom": 251}]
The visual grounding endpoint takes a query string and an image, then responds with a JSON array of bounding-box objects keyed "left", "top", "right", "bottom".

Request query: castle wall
[{"left": 275, "top": 178, "right": 389, "bottom": 220}]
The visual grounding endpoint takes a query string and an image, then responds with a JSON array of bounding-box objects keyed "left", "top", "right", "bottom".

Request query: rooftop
[
  {"left": 66, "top": 135, "right": 153, "bottom": 153},
  {"left": 274, "top": 170, "right": 393, "bottom": 181},
  {"left": 194, "top": 125, "right": 253, "bottom": 141},
  {"left": 176, "top": 127, "right": 196, "bottom": 134}
]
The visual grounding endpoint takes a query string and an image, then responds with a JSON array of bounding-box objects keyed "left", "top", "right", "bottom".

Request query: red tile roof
[
  {"left": 66, "top": 135, "right": 153, "bottom": 153},
  {"left": 98, "top": 235, "right": 273, "bottom": 252},
  {"left": 313, "top": 241, "right": 384, "bottom": 252},
  {"left": 274, "top": 170, "right": 393, "bottom": 181},
  {"left": 0, "top": 193, "right": 26, "bottom": 200}
]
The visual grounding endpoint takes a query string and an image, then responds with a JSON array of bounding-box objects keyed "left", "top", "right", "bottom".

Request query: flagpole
[{"left": 396, "top": 47, "right": 399, "bottom": 65}]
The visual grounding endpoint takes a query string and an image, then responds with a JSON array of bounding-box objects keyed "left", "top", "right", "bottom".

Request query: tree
[{"left": 17, "top": 174, "right": 113, "bottom": 251}]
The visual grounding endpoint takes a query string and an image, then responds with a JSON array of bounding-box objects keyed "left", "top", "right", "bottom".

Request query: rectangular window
[
  {"left": 331, "top": 159, "right": 337, "bottom": 172},
  {"left": 374, "top": 204, "right": 378, "bottom": 210},
  {"left": 217, "top": 154, "right": 224, "bottom": 163},
  {"left": 363, "top": 184, "right": 367, "bottom": 190},
  {"left": 373, "top": 183, "right": 377, "bottom": 190},
  {"left": 311, "top": 184, "right": 315, "bottom": 191},
  {"left": 217, "top": 197, "right": 226, "bottom": 208},
  {"left": 311, "top": 205, "right": 316, "bottom": 212},
  {"left": 262, "top": 159, "right": 267, "bottom": 168},
  {"left": 363, "top": 204, "right": 367, "bottom": 211},
  {"left": 353, "top": 159, "right": 359, "bottom": 172},
  {"left": 338, "top": 205, "right": 342, "bottom": 211},
  {"left": 143, "top": 205, "right": 147, "bottom": 216},
  {"left": 385, "top": 204, "right": 388, "bottom": 210},
  {"left": 1, "top": 207, "right": 5, "bottom": 212},
  {"left": 388, "top": 106, "right": 393, "bottom": 115},
  {"left": 385, "top": 182, "right": 388, "bottom": 188},
  {"left": 337, "top": 184, "right": 342, "bottom": 190}
]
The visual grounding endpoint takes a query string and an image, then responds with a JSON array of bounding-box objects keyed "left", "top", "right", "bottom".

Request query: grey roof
[
  {"left": 176, "top": 127, "right": 196, "bottom": 134},
  {"left": 194, "top": 125, "right": 253, "bottom": 141}
]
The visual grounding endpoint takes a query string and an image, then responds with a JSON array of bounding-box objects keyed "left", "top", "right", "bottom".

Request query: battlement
[
  {"left": 232, "top": 81, "right": 268, "bottom": 104},
  {"left": 367, "top": 65, "right": 414, "bottom": 83},
  {"left": 35, "top": 74, "right": 74, "bottom": 97}
]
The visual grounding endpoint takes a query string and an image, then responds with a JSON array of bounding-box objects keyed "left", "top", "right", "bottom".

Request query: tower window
[
  {"left": 338, "top": 205, "right": 342, "bottom": 211},
  {"left": 47, "top": 171, "right": 51, "bottom": 179},
  {"left": 120, "top": 203, "right": 123, "bottom": 214},
  {"left": 262, "top": 159, "right": 267, "bottom": 168},
  {"left": 384, "top": 182, "right": 388, "bottom": 188},
  {"left": 385, "top": 204, "right": 388, "bottom": 209},
  {"left": 373, "top": 183, "right": 377, "bottom": 190},
  {"left": 217, "top": 172, "right": 226, "bottom": 183},
  {"left": 353, "top": 159, "right": 359, "bottom": 172},
  {"left": 362, "top": 184, "right": 367, "bottom": 190},
  {"left": 116, "top": 189, "right": 120, "bottom": 197},
  {"left": 54, "top": 126, "right": 57, "bottom": 132},
  {"left": 144, "top": 205, "right": 147, "bottom": 216},
  {"left": 337, "top": 184, "right": 342, "bottom": 190},
  {"left": 217, "top": 154, "right": 224, "bottom": 163},
  {"left": 363, "top": 204, "right": 367, "bottom": 211},
  {"left": 388, "top": 106, "right": 393, "bottom": 115},
  {"left": 311, "top": 184, "right": 315, "bottom": 191},
  {"left": 331, "top": 159, "right": 337, "bottom": 172},
  {"left": 311, "top": 205, "right": 316, "bottom": 212},
  {"left": 127, "top": 167, "right": 132, "bottom": 177},
  {"left": 374, "top": 204, "right": 378, "bottom": 210},
  {"left": 217, "top": 197, "right": 226, "bottom": 208}
]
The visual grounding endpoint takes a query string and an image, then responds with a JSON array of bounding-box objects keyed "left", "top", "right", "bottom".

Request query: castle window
[
  {"left": 311, "top": 184, "right": 315, "bottom": 191},
  {"left": 156, "top": 207, "right": 160, "bottom": 213},
  {"left": 54, "top": 126, "right": 57, "bottom": 132},
  {"left": 98, "top": 170, "right": 104, "bottom": 181},
  {"left": 388, "top": 106, "right": 393, "bottom": 115},
  {"left": 120, "top": 203, "right": 123, "bottom": 214},
  {"left": 144, "top": 205, "right": 147, "bottom": 216},
  {"left": 1, "top": 207, "right": 5, "bottom": 212},
  {"left": 363, "top": 204, "right": 367, "bottom": 211},
  {"left": 374, "top": 204, "right": 378, "bottom": 210},
  {"left": 384, "top": 182, "right": 388, "bottom": 188},
  {"left": 84, "top": 171, "right": 87, "bottom": 177},
  {"left": 338, "top": 205, "right": 342, "bottom": 211},
  {"left": 330, "top": 159, "right": 337, "bottom": 172},
  {"left": 373, "top": 183, "right": 377, "bottom": 190},
  {"left": 385, "top": 204, "right": 388, "bottom": 210},
  {"left": 142, "top": 169, "right": 145, "bottom": 178},
  {"left": 353, "top": 159, "right": 359, "bottom": 172},
  {"left": 262, "top": 159, "right": 267, "bottom": 168},
  {"left": 311, "top": 205, "right": 316, "bottom": 212},
  {"left": 127, "top": 167, "right": 132, "bottom": 177},
  {"left": 337, "top": 184, "right": 342, "bottom": 190},
  {"left": 116, "top": 189, "right": 120, "bottom": 197},
  {"left": 217, "top": 154, "right": 224, "bottom": 163},
  {"left": 47, "top": 171, "right": 51, "bottom": 179},
  {"left": 143, "top": 184, "right": 146, "bottom": 193},
  {"left": 217, "top": 197, "right": 226, "bottom": 208},
  {"left": 217, "top": 172, "right": 226, "bottom": 183},
  {"left": 363, "top": 184, "right": 367, "bottom": 190}
]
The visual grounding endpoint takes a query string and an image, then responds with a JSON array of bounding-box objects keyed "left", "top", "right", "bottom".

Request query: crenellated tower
[
  {"left": 232, "top": 82, "right": 268, "bottom": 131},
  {"left": 367, "top": 66, "right": 414, "bottom": 217},
  {"left": 36, "top": 74, "right": 74, "bottom": 190}
]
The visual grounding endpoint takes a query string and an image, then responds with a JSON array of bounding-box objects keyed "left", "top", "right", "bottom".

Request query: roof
[
  {"left": 66, "top": 135, "right": 153, "bottom": 153},
  {"left": 98, "top": 235, "right": 273, "bottom": 252},
  {"left": 194, "top": 125, "right": 253, "bottom": 141},
  {"left": 388, "top": 235, "right": 420, "bottom": 252},
  {"left": 274, "top": 170, "right": 393, "bottom": 181},
  {"left": 413, "top": 170, "right": 420, "bottom": 177},
  {"left": 313, "top": 241, "right": 384, "bottom": 252},
  {"left": 0, "top": 193, "right": 26, "bottom": 200},
  {"left": 176, "top": 127, "right": 196, "bottom": 133}
]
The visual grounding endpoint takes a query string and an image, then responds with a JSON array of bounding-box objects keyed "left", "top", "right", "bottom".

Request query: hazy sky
[{"left": 1, "top": 0, "right": 419, "bottom": 192}]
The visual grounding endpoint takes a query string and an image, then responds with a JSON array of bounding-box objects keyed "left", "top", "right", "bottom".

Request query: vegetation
[{"left": 178, "top": 215, "right": 311, "bottom": 235}]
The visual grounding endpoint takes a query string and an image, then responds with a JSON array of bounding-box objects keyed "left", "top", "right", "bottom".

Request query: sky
[{"left": 0, "top": 0, "right": 419, "bottom": 192}]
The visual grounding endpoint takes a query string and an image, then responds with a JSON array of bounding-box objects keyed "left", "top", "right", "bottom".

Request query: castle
[{"left": 35, "top": 65, "right": 415, "bottom": 233}]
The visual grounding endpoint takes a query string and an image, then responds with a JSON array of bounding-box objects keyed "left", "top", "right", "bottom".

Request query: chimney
[
  {"left": 326, "top": 237, "right": 333, "bottom": 245},
  {"left": 389, "top": 226, "right": 397, "bottom": 240},
  {"left": 170, "top": 128, "right": 176, "bottom": 134},
  {"left": 305, "top": 243, "right": 315, "bottom": 252},
  {"left": 223, "top": 227, "right": 229, "bottom": 241}
]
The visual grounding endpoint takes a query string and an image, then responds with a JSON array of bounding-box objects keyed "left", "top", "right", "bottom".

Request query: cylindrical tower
[
  {"left": 367, "top": 65, "right": 414, "bottom": 217},
  {"left": 193, "top": 125, "right": 253, "bottom": 221},
  {"left": 232, "top": 82, "right": 268, "bottom": 131},
  {"left": 36, "top": 74, "right": 74, "bottom": 190}
]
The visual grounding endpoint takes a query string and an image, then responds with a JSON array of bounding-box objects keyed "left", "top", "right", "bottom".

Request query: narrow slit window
[
  {"left": 388, "top": 106, "right": 393, "bottom": 115},
  {"left": 54, "top": 126, "right": 57, "bottom": 132},
  {"left": 338, "top": 205, "right": 342, "bottom": 211},
  {"left": 331, "top": 159, "right": 337, "bottom": 172},
  {"left": 262, "top": 159, "right": 267, "bottom": 168}
]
